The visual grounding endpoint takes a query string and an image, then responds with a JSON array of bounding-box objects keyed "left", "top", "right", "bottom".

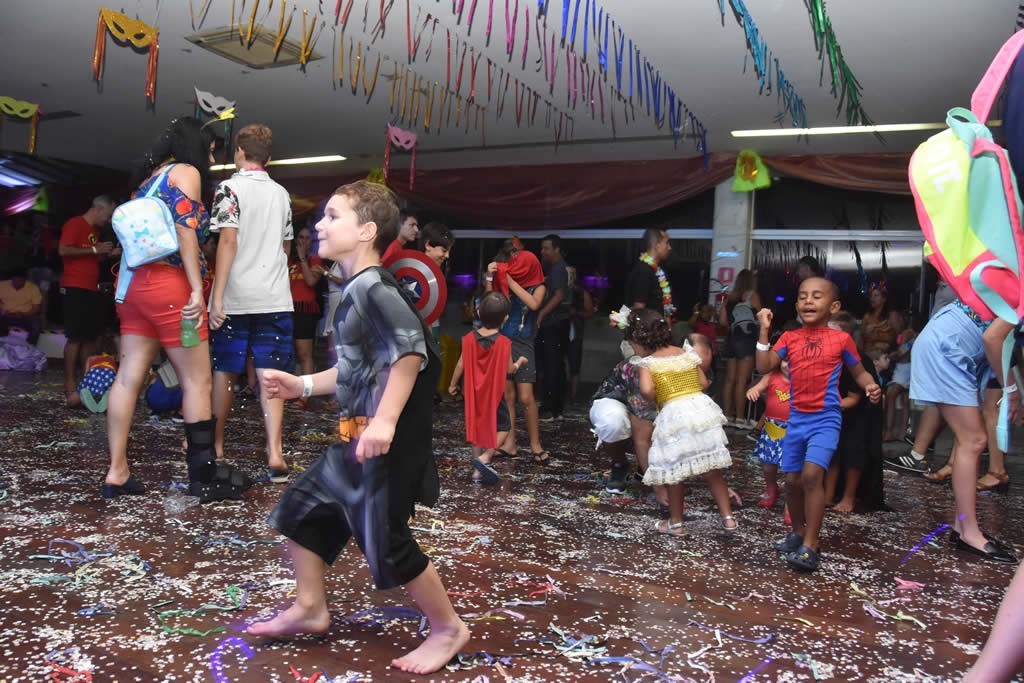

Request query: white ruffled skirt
[{"left": 643, "top": 392, "right": 731, "bottom": 486}]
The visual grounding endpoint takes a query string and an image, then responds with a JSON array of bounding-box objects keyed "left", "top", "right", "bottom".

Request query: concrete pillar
[{"left": 708, "top": 180, "right": 753, "bottom": 304}]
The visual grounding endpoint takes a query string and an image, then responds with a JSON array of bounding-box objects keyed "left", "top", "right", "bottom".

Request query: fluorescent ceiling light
[
  {"left": 731, "top": 121, "right": 1002, "bottom": 137},
  {"left": 210, "top": 154, "right": 346, "bottom": 171}
]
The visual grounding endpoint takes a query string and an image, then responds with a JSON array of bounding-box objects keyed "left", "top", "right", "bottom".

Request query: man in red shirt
[
  {"left": 380, "top": 210, "right": 419, "bottom": 264},
  {"left": 59, "top": 196, "right": 116, "bottom": 403}
]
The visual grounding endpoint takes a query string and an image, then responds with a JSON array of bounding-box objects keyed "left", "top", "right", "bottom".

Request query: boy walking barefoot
[
  {"left": 755, "top": 278, "right": 881, "bottom": 571},
  {"left": 247, "top": 181, "right": 468, "bottom": 674}
]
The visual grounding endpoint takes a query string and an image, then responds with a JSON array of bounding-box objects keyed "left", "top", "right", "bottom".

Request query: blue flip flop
[{"left": 472, "top": 458, "right": 500, "bottom": 485}]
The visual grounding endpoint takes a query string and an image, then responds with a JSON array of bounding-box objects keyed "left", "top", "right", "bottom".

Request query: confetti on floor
[{"left": 0, "top": 369, "right": 1020, "bottom": 681}]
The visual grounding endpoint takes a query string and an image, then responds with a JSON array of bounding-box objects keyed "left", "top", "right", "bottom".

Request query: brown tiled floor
[{"left": 0, "top": 369, "right": 1020, "bottom": 682}]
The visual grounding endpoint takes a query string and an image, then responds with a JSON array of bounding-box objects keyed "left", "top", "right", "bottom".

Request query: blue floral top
[{"left": 133, "top": 165, "right": 211, "bottom": 276}]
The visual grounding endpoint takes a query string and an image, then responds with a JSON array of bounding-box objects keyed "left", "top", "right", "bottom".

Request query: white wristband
[
  {"left": 301, "top": 374, "right": 314, "bottom": 399},
  {"left": 756, "top": 342, "right": 771, "bottom": 352},
  {"left": 91, "top": 245, "right": 97, "bottom": 254},
  {"left": 1005, "top": 383, "right": 1018, "bottom": 394}
]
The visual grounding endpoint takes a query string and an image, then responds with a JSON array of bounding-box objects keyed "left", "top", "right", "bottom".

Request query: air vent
[{"left": 185, "top": 26, "right": 322, "bottom": 69}]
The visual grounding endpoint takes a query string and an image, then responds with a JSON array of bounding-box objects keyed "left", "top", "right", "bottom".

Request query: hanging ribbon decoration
[
  {"left": 805, "top": 0, "right": 871, "bottom": 125},
  {"left": 93, "top": 8, "right": 159, "bottom": 104},
  {"left": 383, "top": 123, "right": 418, "bottom": 189},
  {"left": 717, "top": 0, "right": 806, "bottom": 128},
  {"left": 0, "top": 97, "right": 41, "bottom": 154}
]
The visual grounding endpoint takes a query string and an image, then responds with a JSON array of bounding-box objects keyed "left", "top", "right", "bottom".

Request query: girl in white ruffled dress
[{"left": 630, "top": 309, "right": 736, "bottom": 536}]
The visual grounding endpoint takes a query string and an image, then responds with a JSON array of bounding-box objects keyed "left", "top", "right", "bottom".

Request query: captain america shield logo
[{"left": 384, "top": 249, "right": 448, "bottom": 326}]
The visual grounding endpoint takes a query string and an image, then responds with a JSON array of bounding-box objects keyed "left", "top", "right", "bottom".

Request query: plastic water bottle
[
  {"left": 163, "top": 489, "right": 200, "bottom": 514},
  {"left": 180, "top": 316, "right": 200, "bottom": 348}
]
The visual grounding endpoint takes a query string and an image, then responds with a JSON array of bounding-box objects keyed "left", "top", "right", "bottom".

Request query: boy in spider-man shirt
[{"left": 755, "top": 278, "right": 881, "bottom": 571}]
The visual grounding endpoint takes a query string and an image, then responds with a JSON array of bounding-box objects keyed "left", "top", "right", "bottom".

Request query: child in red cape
[{"left": 449, "top": 291, "right": 527, "bottom": 484}]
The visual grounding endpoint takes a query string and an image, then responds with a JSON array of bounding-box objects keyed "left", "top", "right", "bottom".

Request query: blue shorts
[
  {"left": 781, "top": 410, "right": 841, "bottom": 474},
  {"left": 211, "top": 312, "right": 294, "bottom": 374}
]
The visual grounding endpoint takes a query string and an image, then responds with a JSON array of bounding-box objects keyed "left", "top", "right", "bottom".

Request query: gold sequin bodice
[{"left": 642, "top": 350, "right": 704, "bottom": 408}]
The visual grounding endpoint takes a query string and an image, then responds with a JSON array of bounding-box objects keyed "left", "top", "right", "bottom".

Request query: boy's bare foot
[
  {"left": 833, "top": 498, "right": 855, "bottom": 513},
  {"left": 66, "top": 390, "right": 82, "bottom": 408},
  {"left": 391, "top": 621, "right": 470, "bottom": 675},
  {"left": 246, "top": 602, "right": 330, "bottom": 637}
]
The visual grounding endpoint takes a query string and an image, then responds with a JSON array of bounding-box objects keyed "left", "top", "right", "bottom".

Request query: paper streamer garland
[
  {"left": 805, "top": 0, "right": 872, "bottom": 125},
  {"left": 93, "top": 8, "right": 159, "bottom": 104},
  {"left": 717, "top": 0, "right": 807, "bottom": 128},
  {"left": 0, "top": 96, "right": 40, "bottom": 154}
]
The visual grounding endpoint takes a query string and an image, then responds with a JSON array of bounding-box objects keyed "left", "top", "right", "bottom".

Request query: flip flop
[
  {"left": 267, "top": 467, "right": 290, "bottom": 484},
  {"left": 472, "top": 458, "right": 501, "bottom": 485},
  {"left": 102, "top": 475, "right": 146, "bottom": 499},
  {"left": 493, "top": 448, "right": 517, "bottom": 459},
  {"left": 531, "top": 450, "right": 552, "bottom": 465}
]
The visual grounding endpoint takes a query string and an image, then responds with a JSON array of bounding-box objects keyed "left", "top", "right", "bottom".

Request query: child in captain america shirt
[{"left": 755, "top": 278, "right": 881, "bottom": 572}]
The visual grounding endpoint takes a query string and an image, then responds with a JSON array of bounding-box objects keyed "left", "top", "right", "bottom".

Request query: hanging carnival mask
[
  {"left": 383, "top": 124, "right": 417, "bottom": 190},
  {"left": 0, "top": 96, "right": 40, "bottom": 153},
  {"left": 194, "top": 87, "right": 236, "bottom": 118},
  {"left": 93, "top": 8, "right": 160, "bottom": 104}
]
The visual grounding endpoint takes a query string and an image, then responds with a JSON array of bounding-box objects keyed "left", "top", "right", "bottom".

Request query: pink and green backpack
[{"left": 909, "top": 30, "right": 1024, "bottom": 449}]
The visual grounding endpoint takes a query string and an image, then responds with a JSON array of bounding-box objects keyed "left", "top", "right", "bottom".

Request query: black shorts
[
  {"left": 62, "top": 287, "right": 102, "bottom": 342},
  {"left": 496, "top": 399, "right": 511, "bottom": 433},
  {"left": 268, "top": 441, "right": 430, "bottom": 590},
  {"left": 723, "top": 332, "right": 757, "bottom": 360},
  {"left": 292, "top": 311, "right": 321, "bottom": 341}
]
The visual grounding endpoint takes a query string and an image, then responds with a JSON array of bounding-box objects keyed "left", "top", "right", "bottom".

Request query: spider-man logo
[{"left": 803, "top": 337, "right": 823, "bottom": 359}]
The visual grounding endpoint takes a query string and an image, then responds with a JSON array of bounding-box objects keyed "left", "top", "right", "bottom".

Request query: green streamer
[{"left": 805, "top": 0, "right": 871, "bottom": 126}]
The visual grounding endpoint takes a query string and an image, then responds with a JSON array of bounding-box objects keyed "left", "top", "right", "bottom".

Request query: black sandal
[
  {"left": 531, "top": 450, "right": 551, "bottom": 465},
  {"left": 188, "top": 464, "right": 254, "bottom": 503},
  {"left": 102, "top": 475, "right": 146, "bottom": 499}
]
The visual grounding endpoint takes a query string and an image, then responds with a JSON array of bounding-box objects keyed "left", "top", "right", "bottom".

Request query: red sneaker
[{"left": 759, "top": 488, "right": 778, "bottom": 509}]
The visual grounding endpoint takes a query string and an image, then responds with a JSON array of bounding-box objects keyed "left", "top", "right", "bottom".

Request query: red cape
[
  {"left": 461, "top": 331, "right": 511, "bottom": 448},
  {"left": 494, "top": 251, "right": 544, "bottom": 296}
]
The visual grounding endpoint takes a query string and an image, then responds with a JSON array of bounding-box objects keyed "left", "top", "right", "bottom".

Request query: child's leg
[
  {"left": 630, "top": 415, "right": 653, "bottom": 472},
  {"left": 499, "top": 380, "right": 517, "bottom": 452},
  {"left": 835, "top": 467, "right": 861, "bottom": 513},
  {"left": 786, "top": 472, "right": 805, "bottom": 534},
  {"left": 799, "top": 462, "right": 828, "bottom": 551},
  {"left": 824, "top": 463, "right": 840, "bottom": 507},
  {"left": 255, "top": 368, "right": 287, "bottom": 471},
  {"left": 668, "top": 483, "right": 684, "bottom": 524},
  {"left": 761, "top": 463, "right": 779, "bottom": 505},
  {"left": 704, "top": 471, "right": 735, "bottom": 526},
  {"left": 247, "top": 540, "right": 331, "bottom": 636},
  {"left": 392, "top": 561, "right": 470, "bottom": 675},
  {"left": 211, "top": 371, "right": 234, "bottom": 459}
]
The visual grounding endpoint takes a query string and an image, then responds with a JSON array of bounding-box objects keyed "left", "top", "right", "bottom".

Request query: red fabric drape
[
  {"left": 278, "top": 151, "right": 914, "bottom": 227},
  {"left": 763, "top": 153, "right": 912, "bottom": 195},
  {"left": 384, "top": 153, "right": 736, "bottom": 229}
]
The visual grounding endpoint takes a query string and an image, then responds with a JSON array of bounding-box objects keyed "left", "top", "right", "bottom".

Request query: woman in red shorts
[{"left": 103, "top": 118, "right": 249, "bottom": 502}]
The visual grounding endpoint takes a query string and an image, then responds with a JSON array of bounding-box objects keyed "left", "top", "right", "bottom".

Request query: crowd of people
[{"left": 0, "top": 112, "right": 1021, "bottom": 677}]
